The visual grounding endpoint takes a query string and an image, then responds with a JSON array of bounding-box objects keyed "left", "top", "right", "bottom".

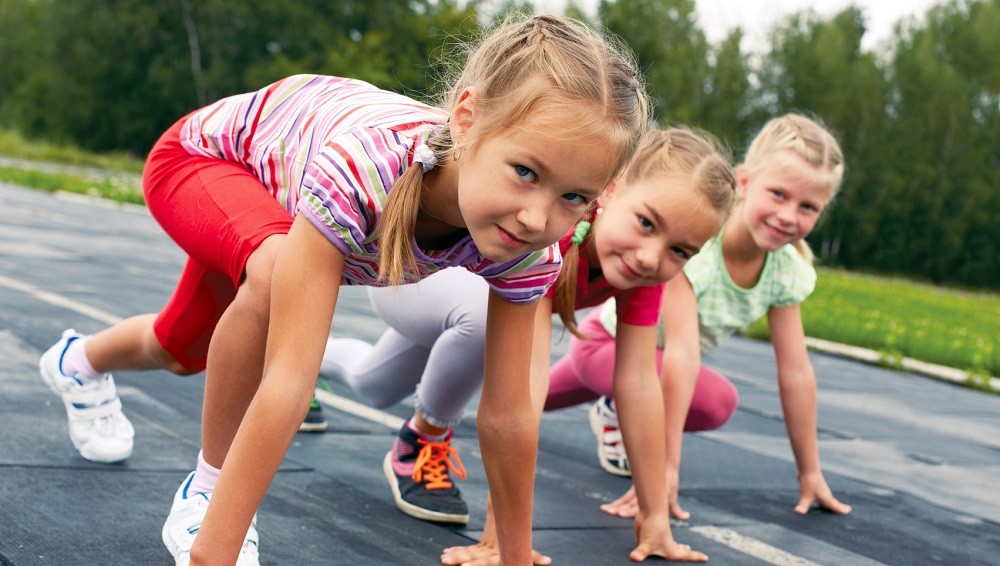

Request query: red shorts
[{"left": 144, "top": 116, "right": 293, "bottom": 371}]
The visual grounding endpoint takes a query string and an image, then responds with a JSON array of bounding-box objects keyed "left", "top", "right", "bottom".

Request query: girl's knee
[
  {"left": 242, "top": 235, "right": 283, "bottom": 293},
  {"left": 148, "top": 336, "right": 202, "bottom": 376},
  {"left": 686, "top": 380, "right": 739, "bottom": 431}
]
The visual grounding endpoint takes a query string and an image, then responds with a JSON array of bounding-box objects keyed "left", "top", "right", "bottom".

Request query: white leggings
[{"left": 321, "top": 268, "right": 489, "bottom": 428}]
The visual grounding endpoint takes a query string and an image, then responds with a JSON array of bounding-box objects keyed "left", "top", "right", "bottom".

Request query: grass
[
  {"left": 0, "top": 166, "right": 144, "bottom": 205},
  {"left": 1, "top": 127, "right": 997, "bottom": 390},
  {"left": 0, "top": 129, "right": 144, "bottom": 173},
  {"left": 745, "top": 269, "right": 999, "bottom": 388}
]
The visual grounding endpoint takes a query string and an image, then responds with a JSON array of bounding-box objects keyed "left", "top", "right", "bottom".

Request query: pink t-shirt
[{"left": 544, "top": 230, "right": 663, "bottom": 326}]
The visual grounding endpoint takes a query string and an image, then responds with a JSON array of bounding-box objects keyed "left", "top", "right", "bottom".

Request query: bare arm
[
  {"left": 658, "top": 275, "right": 702, "bottom": 491},
  {"left": 768, "top": 304, "right": 851, "bottom": 515},
  {"left": 479, "top": 291, "right": 545, "bottom": 565},
  {"left": 615, "top": 314, "right": 707, "bottom": 562},
  {"left": 193, "top": 214, "right": 343, "bottom": 564},
  {"left": 600, "top": 275, "right": 701, "bottom": 523},
  {"left": 441, "top": 298, "right": 555, "bottom": 566},
  {"left": 613, "top": 318, "right": 666, "bottom": 524}
]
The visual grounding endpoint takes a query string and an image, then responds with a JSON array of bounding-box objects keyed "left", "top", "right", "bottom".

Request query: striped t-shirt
[{"left": 179, "top": 74, "right": 561, "bottom": 303}]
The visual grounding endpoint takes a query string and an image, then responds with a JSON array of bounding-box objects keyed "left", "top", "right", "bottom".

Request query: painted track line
[
  {"left": 0, "top": 273, "right": 123, "bottom": 326},
  {"left": 692, "top": 526, "right": 822, "bottom": 565}
]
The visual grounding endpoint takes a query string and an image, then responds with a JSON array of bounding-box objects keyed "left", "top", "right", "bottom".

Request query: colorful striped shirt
[{"left": 179, "top": 74, "right": 561, "bottom": 303}]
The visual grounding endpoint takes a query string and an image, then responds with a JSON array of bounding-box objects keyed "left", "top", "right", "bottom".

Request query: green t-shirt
[{"left": 599, "top": 232, "right": 816, "bottom": 354}]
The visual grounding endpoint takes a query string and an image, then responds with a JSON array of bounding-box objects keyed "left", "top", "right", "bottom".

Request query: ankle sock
[
  {"left": 60, "top": 336, "right": 103, "bottom": 380},
  {"left": 406, "top": 417, "right": 448, "bottom": 443},
  {"left": 188, "top": 451, "right": 221, "bottom": 496}
]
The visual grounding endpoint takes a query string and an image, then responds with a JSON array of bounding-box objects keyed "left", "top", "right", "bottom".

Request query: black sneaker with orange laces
[{"left": 382, "top": 423, "right": 469, "bottom": 524}]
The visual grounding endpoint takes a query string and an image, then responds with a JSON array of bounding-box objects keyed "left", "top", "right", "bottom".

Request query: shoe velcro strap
[
  {"left": 245, "top": 521, "right": 259, "bottom": 547},
  {"left": 168, "top": 520, "right": 199, "bottom": 551},
  {"left": 66, "top": 395, "right": 123, "bottom": 422},
  {"left": 60, "top": 377, "right": 119, "bottom": 405}
]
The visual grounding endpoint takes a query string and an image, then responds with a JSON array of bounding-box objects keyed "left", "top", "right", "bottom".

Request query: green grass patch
[
  {"left": 0, "top": 128, "right": 144, "bottom": 174},
  {"left": 744, "top": 268, "right": 999, "bottom": 383},
  {"left": 0, "top": 166, "right": 144, "bottom": 205}
]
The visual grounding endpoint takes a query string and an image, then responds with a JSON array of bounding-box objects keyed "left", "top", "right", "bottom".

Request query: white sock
[
  {"left": 407, "top": 417, "right": 448, "bottom": 442},
  {"left": 60, "top": 336, "right": 103, "bottom": 380},
  {"left": 187, "top": 450, "right": 221, "bottom": 496}
]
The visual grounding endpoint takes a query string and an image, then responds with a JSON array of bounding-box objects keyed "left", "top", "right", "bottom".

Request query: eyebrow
[{"left": 643, "top": 204, "right": 703, "bottom": 255}]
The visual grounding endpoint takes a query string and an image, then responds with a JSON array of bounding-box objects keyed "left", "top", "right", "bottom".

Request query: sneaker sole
[
  {"left": 39, "top": 349, "right": 132, "bottom": 464},
  {"left": 297, "top": 421, "right": 329, "bottom": 433},
  {"left": 588, "top": 403, "right": 631, "bottom": 478},
  {"left": 382, "top": 452, "right": 469, "bottom": 525}
]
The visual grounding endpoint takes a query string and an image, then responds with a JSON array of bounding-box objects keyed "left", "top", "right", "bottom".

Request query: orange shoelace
[{"left": 412, "top": 438, "right": 467, "bottom": 489}]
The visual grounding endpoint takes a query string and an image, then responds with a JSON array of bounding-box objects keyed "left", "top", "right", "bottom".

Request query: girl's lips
[
  {"left": 765, "top": 223, "right": 793, "bottom": 241},
  {"left": 619, "top": 258, "right": 643, "bottom": 280},
  {"left": 497, "top": 225, "right": 529, "bottom": 248}
]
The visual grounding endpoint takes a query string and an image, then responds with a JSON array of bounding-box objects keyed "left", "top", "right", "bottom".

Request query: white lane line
[
  {"left": 692, "top": 526, "right": 822, "bottom": 566},
  {"left": 5, "top": 273, "right": 826, "bottom": 565},
  {"left": 314, "top": 388, "right": 404, "bottom": 430},
  {"left": 0, "top": 274, "right": 123, "bottom": 325},
  {"left": 0, "top": 272, "right": 403, "bottom": 429}
]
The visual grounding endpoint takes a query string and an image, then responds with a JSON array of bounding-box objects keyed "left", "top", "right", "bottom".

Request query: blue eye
[
  {"left": 638, "top": 216, "right": 654, "bottom": 232},
  {"left": 514, "top": 165, "right": 536, "bottom": 182},
  {"left": 672, "top": 247, "right": 690, "bottom": 260},
  {"left": 562, "top": 193, "right": 587, "bottom": 205}
]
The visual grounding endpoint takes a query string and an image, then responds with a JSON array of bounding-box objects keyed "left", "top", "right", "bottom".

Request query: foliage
[
  {"left": 744, "top": 268, "right": 1000, "bottom": 378},
  {"left": 0, "top": 166, "right": 143, "bottom": 205},
  {"left": 0, "top": 129, "right": 144, "bottom": 173}
]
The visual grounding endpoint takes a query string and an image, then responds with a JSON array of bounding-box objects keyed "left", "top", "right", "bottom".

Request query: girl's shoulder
[
  {"left": 767, "top": 244, "right": 817, "bottom": 306},
  {"left": 681, "top": 233, "right": 725, "bottom": 291}
]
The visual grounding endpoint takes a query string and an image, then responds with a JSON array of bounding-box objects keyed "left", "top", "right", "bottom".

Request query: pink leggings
[{"left": 544, "top": 309, "right": 739, "bottom": 432}]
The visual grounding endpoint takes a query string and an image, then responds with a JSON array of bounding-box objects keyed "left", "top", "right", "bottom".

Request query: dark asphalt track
[{"left": 2, "top": 183, "right": 998, "bottom": 565}]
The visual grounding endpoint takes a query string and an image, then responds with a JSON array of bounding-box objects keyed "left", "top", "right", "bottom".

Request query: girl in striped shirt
[{"left": 37, "top": 14, "right": 648, "bottom": 565}]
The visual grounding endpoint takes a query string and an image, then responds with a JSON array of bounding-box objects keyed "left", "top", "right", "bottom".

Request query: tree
[{"left": 599, "top": 0, "right": 709, "bottom": 125}]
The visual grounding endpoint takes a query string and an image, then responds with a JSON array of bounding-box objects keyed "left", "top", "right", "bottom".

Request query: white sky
[{"left": 524, "top": 0, "right": 943, "bottom": 52}]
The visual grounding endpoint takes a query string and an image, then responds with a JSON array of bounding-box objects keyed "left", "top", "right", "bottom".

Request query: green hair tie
[{"left": 571, "top": 221, "right": 591, "bottom": 245}]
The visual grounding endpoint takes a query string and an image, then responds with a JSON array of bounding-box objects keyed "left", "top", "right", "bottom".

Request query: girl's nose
[
  {"left": 516, "top": 197, "right": 549, "bottom": 233},
  {"left": 636, "top": 244, "right": 657, "bottom": 271},
  {"left": 776, "top": 203, "right": 796, "bottom": 224}
]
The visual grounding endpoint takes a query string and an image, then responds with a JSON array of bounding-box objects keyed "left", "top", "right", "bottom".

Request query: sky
[{"left": 523, "top": 0, "right": 943, "bottom": 52}]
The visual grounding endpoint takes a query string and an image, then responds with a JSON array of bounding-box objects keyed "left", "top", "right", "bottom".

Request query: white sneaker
[
  {"left": 588, "top": 396, "right": 631, "bottom": 477},
  {"left": 39, "top": 329, "right": 134, "bottom": 463},
  {"left": 162, "top": 472, "right": 260, "bottom": 566}
]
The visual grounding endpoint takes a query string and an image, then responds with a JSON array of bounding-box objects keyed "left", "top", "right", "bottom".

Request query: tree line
[{"left": 0, "top": 0, "right": 996, "bottom": 289}]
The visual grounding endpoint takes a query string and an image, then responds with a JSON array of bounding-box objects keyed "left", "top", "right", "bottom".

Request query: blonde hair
[
  {"left": 555, "top": 127, "right": 737, "bottom": 337},
  {"left": 377, "top": 14, "right": 650, "bottom": 285},
  {"left": 742, "top": 113, "right": 844, "bottom": 262}
]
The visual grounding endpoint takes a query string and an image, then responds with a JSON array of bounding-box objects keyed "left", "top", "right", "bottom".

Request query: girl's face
[
  {"left": 449, "top": 92, "right": 616, "bottom": 262},
  {"left": 592, "top": 177, "right": 719, "bottom": 290},
  {"left": 737, "top": 151, "right": 831, "bottom": 252}
]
